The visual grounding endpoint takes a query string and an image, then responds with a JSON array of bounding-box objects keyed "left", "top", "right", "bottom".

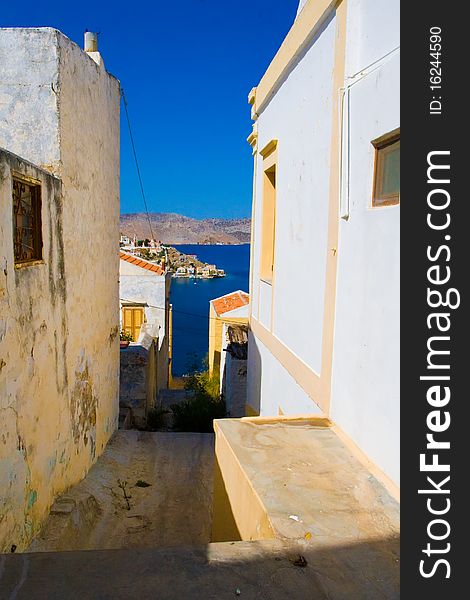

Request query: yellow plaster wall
[
  {"left": 208, "top": 304, "right": 219, "bottom": 375},
  {"left": 0, "top": 31, "right": 120, "bottom": 552}
]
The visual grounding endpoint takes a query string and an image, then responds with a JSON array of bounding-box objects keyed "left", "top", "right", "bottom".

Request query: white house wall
[
  {"left": 344, "top": 0, "right": 400, "bottom": 78},
  {"left": 57, "top": 29, "right": 121, "bottom": 465},
  {"left": 218, "top": 304, "right": 249, "bottom": 320},
  {"left": 119, "top": 261, "right": 169, "bottom": 339},
  {"left": 329, "top": 6, "right": 400, "bottom": 486},
  {"left": 248, "top": 0, "right": 400, "bottom": 486},
  {"left": 252, "top": 12, "right": 337, "bottom": 377},
  {"left": 247, "top": 330, "right": 323, "bottom": 417}
]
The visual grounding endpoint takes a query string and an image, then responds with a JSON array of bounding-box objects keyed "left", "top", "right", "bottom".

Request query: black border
[{"left": 401, "top": 1, "right": 466, "bottom": 594}]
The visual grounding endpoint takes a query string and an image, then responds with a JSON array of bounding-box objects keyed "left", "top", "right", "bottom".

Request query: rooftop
[
  {"left": 119, "top": 251, "right": 164, "bottom": 275},
  {"left": 211, "top": 290, "right": 249, "bottom": 316}
]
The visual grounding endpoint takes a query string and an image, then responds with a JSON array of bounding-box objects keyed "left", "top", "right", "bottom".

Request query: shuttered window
[
  {"left": 122, "top": 307, "right": 145, "bottom": 342},
  {"left": 260, "top": 140, "right": 278, "bottom": 283}
]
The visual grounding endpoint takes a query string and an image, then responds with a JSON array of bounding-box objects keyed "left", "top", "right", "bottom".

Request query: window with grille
[{"left": 12, "top": 176, "right": 43, "bottom": 264}]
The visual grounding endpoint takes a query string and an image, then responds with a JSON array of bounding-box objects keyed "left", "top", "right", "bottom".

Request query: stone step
[{"left": 0, "top": 538, "right": 383, "bottom": 599}]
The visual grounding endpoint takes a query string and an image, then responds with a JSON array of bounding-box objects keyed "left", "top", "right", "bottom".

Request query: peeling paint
[
  {"left": 70, "top": 363, "right": 97, "bottom": 452},
  {"left": 0, "top": 26, "right": 120, "bottom": 553},
  {"left": 109, "top": 325, "right": 118, "bottom": 344},
  {"left": 27, "top": 490, "right": 37, "bottom": 509}
]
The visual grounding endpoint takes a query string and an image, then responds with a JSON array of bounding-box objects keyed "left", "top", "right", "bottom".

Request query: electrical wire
[
  {"left": 120, "top": 297, "right": 249, "bottom": 324},
  {"left": 121, "top": 89, "right": 155, "bottom": 241},
  {"left": 120, "top": 91, "right": 249, "bottom": 331}
]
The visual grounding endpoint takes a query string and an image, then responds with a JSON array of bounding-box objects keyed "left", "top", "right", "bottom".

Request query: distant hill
[{"left": 120, "top": 213, "right": 251, "bottom": 244}]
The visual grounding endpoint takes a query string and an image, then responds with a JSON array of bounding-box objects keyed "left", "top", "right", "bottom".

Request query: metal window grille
[{"left": 12, "top": 177, "right": 42, "bottom": 263}]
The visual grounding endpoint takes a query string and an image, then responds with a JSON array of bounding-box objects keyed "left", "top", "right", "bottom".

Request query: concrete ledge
[
  {"left": 212, "top": 422, "right": 275, "bottom": 542},
  {"left": 212, "top": 418, "right": 399, "bottom": 569},
  {"left": 240, "top": 414, "right": 331, "bottom": 427}
]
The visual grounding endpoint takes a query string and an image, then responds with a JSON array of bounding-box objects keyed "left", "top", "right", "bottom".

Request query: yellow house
[{"left": 208, "top": 290, "right": 249, "bottom": 378}]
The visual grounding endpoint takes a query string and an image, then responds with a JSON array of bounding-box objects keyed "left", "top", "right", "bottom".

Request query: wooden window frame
[
  {"left": 372, "top": 128, "right": 400, "bottom": 207},
  {"left": 122, "top": 306, "right": 146, "bottom": 342},
  {"left": 259, "top": 140, "right": 278, "bottom": 284},
  {"left": 12, "top": 173, "right": 43, "bottom": 265}
]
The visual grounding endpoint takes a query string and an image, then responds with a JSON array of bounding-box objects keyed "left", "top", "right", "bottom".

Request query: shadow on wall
[
  {"left": 211, "top": 459, "right": 242, "bottom": 542},
  {"left": 246, "top": 329, "right": 262, "bottom": 415},
  {"left": 213, "top": 350, "right": 221, "bottom": 376},
  {"left": 0, "top": 535, "right": 400, "bottom": 598}
]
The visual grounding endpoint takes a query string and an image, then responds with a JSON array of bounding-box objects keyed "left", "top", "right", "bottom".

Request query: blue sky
[{"left": 2, "top": 1, "right": 298, "bottom": 218}]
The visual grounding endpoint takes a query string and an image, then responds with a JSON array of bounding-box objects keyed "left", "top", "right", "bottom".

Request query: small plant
[
  {"left": 135, "top": 480, "right": 151, "bottom": 488},
  {"left": 120, "top": 330, "right": 133, "bottom": 342},
  {"left": 117, "top": 479, "right": 132, "bottom": 510},
  {"left": 171, "top": 395, "right": 226, "bottom": 433},
  {"left": 172, "top": 357, "right": 226, "bottom": 433}
]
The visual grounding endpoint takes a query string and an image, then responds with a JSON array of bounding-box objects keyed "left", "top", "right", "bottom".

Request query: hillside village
[
  {"left": 119, "top": 234, "right": 226, "bottom": 278},
  {"left": 0, "top": 2, "right": 400, "bottom": 597}
]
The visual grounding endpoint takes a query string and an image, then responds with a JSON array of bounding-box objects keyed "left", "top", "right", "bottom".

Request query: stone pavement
[
  {"left": 28, "top": 430, "right": 214, "bottom": 552},
  {"left": 1, "top": 537, "right": 399, "bottom": 600}
]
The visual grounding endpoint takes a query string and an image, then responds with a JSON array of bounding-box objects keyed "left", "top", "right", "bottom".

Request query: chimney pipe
[{"left": 84, "top": 31, "right": 98, "bottom": 53}]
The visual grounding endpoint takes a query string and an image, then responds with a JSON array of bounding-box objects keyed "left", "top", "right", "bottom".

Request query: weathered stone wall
[
  {"left": 0, "top": 152, "right": 66, "bottom": 551},
  {"left": 0, "top": 29, "right": 61, "bottom": 172},
  {"left": 119, "top": 342, "right": 158, "bottom": 427},
  {"left": 56, "top": 29, "right": 121, "bottom": 470},
  {"left": 0, "top": 27, "right": 120, "bottom": 551}
]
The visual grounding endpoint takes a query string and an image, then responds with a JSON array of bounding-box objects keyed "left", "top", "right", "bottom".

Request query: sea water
[{"left": 170, "top": 244, "right": 250, "bottom": 376}]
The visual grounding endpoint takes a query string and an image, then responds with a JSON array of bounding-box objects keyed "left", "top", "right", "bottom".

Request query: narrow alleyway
[{"left": 28, "top": 430, "right": 214, "bottom": 552}]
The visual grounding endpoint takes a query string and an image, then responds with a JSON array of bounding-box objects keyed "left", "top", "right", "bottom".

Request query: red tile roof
[
  {"left": 119, "top": 251, "right": 164, "bottom": 275},
  {"left": 211, "top": 290, "right": 249, "bottom": 316}
]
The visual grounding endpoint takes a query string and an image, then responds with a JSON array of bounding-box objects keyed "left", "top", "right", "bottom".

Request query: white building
[
  {"left": 219, "top": 324, "right": 248, "bottom": 418},
  {"left": 119, "top": 251, "right": 172, "bottom": 392},
  {"left": 208, "top": 290, "right": 249, "bottom": 378},
  {"left": 247, "top": 0, "right": 400, "bottom": 489}
]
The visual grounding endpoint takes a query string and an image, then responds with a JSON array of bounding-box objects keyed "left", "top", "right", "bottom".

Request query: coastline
[{"left": 170, "top": 243, "right": 250, "bottom": 376}]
